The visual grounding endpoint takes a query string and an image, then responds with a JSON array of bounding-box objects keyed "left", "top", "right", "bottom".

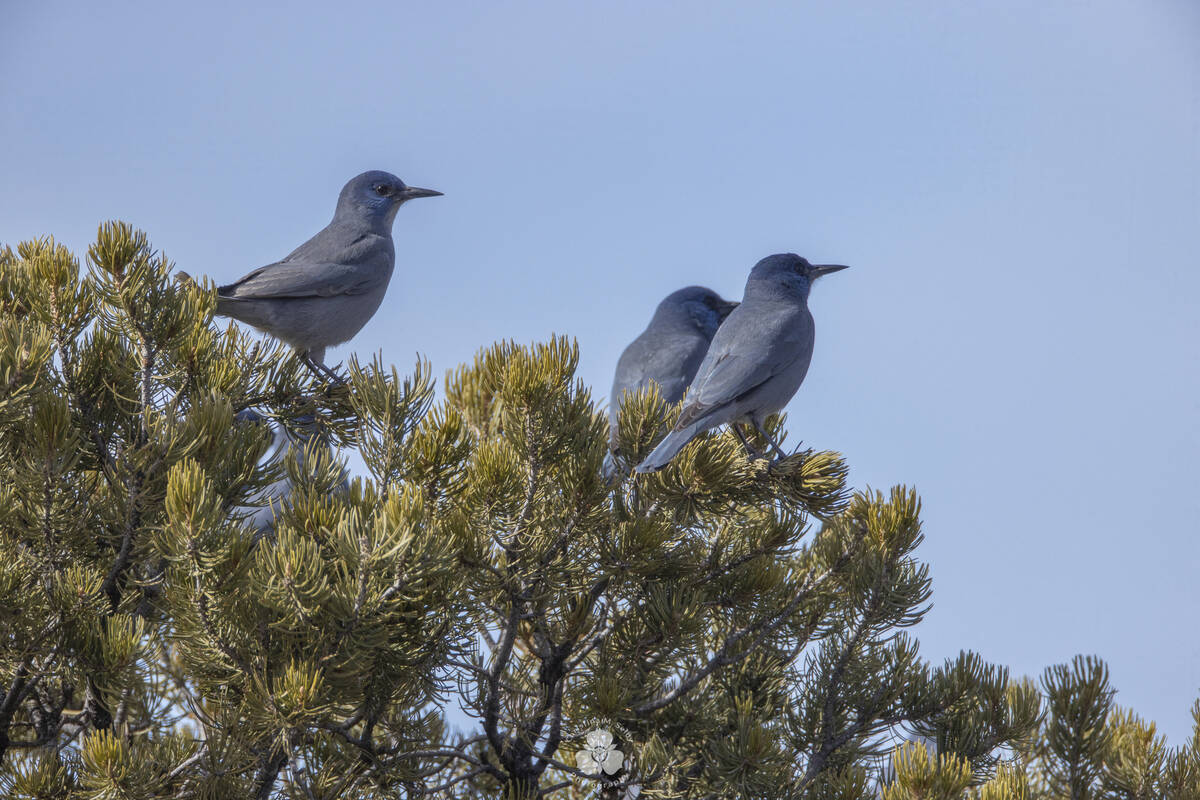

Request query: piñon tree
[{"left": 1, "top": 226, "right": 1195, "bottom": 799}]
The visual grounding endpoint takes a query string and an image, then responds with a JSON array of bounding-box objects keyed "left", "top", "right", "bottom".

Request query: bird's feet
[
  {"left": 731, "top": 424, "right": 764, "bottom": 460},
  {"left": 301, "top": 354, "right": 347, "bottom": 386},
  {"left": 733, "top": 424, "right": 805, "bottom": 477},
  {"left": 765, "top": 449, "right": 805, "bottom": 478}
]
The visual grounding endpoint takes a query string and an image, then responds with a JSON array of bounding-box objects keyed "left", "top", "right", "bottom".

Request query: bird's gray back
[
  {"left": 609, "top": 327, "right": 711, "bottom": 429},
  {"left": 281, "top": 217, "right": 394, "bottom": 265},
  {"left": 221, "top": 225, "right": 394, "bottom": 301}
]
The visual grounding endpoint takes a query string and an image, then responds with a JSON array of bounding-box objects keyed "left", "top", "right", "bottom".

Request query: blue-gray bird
[
  {"left": 234, "top": 409, "right": 294, "bottom": 533},
  {"left": 183, "top": 171, "right": 440, "bottom": 380},
  {"left": 635, "top": 254, "right": 847, "bottom": 473},
  {"left": 604, "top": 286, "right": 737, "bottom": 478},
  {"left": 234, "top": 409, "right": 348, "bottom": 534}
]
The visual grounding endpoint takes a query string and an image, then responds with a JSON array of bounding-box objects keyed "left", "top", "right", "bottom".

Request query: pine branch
[
  {"left": 165, "top": 742, "right": 208, "bottom": 783},
  {"left": 253, "top": 745, "right": 288, "bottom": 800},
  {"left": 0, "top": 664, "right": 31, "bottom": 762},
  {"left": 634, "top": 564, "right": 832, "bottom": 716},
  {"left": 801, "top": 556, "right": 897, "bottom": 787},
  {"left": 485, "top": 599, "right": 522, "bottom": 763},
  {"left": 418, "top": 765, "right": 491, "bottom": 796}
]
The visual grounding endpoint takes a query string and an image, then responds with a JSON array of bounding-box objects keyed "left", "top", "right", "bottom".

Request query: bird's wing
[
  {"left": 219, "top": 260, "right": 383, "bottom": 300},
  {"left": 674, "top": 304, "right": 810, "bottom": 429},
  {"left": 612, "top": 331, "right": 706, "bottom": 408}
]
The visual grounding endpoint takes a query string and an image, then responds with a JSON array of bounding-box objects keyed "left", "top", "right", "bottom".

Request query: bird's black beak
[
  {"left": 400, "top": 186, "right": 443, "bottom": 201},
  {"left": 719, "top": 300, "right": 740, "bottom": 319},
  {"left": 810, "top": 264, "right": 849, "bottom": 278}
]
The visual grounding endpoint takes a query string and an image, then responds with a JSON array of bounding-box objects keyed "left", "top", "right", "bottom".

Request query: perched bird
[
  {"left": 181, "top": 171, "right": 441, "bottom": 380},
  {"left": 234, "top": 409, "right": 294, "bottom": 534},
  {"left": 635, "top": 254, "right": 848, "bottom": 473},
  {"left": 234, "top": 410, "right": 348, "bottom": 535},
  {"left": 604, "top": 286, "right": 738, "bottom": 478}
]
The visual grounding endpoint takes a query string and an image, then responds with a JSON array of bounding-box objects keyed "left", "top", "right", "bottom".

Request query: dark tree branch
[
  {"left": 633, "top": 565, "right": 832, "bottom": 716},
  {"left": 252, "top": 745, "right": 287, "bottom": 800},
  {"left": 0, "top": 665, "right": 31, "bottom": 763}
]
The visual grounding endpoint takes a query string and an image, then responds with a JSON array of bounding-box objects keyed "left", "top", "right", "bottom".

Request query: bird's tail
[
  {"left": 212, "top": 293, "right": 270, "bottom": 329},
  {"left": 214, "top": 292, "right": 250, "bottom": 319},
  {"left": 634, "top": 419, "right": 709, "bottom": 473}
]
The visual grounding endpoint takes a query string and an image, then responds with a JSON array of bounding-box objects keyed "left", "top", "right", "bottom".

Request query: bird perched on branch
[
  {"left": 179, "top": 170, "right": 441, "bottom": 381},
  {"left": 234, "top": 409, "right": 348, "bottom": 536},
  {"left": 604, "top": 286, "right": 738, "bottom": 479},
  {"left": 635, "top": 254, "right": 847, "bottom": 473}
]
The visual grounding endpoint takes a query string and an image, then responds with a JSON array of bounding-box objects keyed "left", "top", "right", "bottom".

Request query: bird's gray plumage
[
  {"left": 199, "top": 170, "right": 440, "bottom": 368},
  {"left": 234, "top": 410, "right": 348, "bottom": 535},
  {"left": 234, "top": 410, "right": 294, "bottom": 533},
  {"left": 604, "top": 286, "right": 737, "bottom": 478},
  {"left": 635, "top": 254, "right": 847, "bottom": 473}
]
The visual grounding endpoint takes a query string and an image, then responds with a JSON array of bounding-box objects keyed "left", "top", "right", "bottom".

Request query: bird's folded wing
[
  {"left": 675, "top": 312, "right": 806, "bottom": 428},
  {"left": 616, "top": 333, "right": 700, "bottom": 406},
  {"left": 218, "top": 260, "right": 381, "bottom": 299}
]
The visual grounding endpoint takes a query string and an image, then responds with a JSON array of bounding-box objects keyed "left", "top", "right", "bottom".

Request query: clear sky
[{"left": 3, "top": 0, "right": 1198, "bottom": 743}]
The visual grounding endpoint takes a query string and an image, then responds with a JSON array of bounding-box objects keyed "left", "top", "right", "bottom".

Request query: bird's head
[
  {"left": 748, "top": 254, "right": 848, "bottom": 298},
  {"left": 336, "top": 170, "right": 442, "bottom": 229},
  {"left": 235, "top": 408, "right": 290, "bottom": 463},
  {"left": 660, "top": 286, "right": 739, "bottom": 337}
]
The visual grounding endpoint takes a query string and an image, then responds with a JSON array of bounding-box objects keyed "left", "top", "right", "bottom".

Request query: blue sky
[{"left": 3, "top": 1, "right": 1198, "bottom": 742}]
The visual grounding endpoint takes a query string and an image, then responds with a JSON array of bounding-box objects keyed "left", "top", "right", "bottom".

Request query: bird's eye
[{"left": 374, "top": 184, "right": 391, "bottom": 197}]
